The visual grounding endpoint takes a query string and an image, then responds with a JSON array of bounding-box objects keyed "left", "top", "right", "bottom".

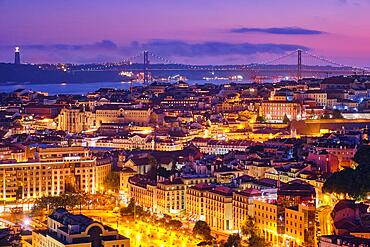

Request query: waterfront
[
  {"left": 0, "top": 79, "right": 241, "bottom": 95},
  {"left": 0, "top": 81, "right": 140, "bottom": 95}
]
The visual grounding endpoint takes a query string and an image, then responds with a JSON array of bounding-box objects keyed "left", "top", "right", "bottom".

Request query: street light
[{"left": 22, "top": 218, "right": 30, "bottom": 227}]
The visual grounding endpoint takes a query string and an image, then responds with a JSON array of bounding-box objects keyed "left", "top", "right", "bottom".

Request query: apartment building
[
  {"left": 0, "top": 146, "right": 111, "bottom": 204},
  {"left": 232, "top": 189, "right": 262, "bottom": 231},
  {"left": 261, "top": 100, "right": 302, "bottom": 122},
  {"left": 203, "top": 186, "right": 234, "bottom": 231}
]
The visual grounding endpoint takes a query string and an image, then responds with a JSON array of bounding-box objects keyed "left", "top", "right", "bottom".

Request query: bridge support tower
[
  {"left": 143, "top": 51, "right": 149, "bottom": 84},
  {"left": 297, "top": 49, "right": 302, "bottom": 80}
]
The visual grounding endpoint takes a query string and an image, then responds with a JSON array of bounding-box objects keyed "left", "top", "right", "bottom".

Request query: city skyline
[
  {"left": 0, "top": 1, "right": 370, "bottom": 247},
  {"left": 1, "top": 0, "right": 370, "bottom": 65}
]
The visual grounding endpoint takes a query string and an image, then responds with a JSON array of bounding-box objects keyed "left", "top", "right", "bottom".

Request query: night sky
[{"left": 0, "top": 0, "right": 369, "bottom": 65}]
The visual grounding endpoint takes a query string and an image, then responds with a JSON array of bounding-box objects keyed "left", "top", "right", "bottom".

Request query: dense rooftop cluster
[{"left": 0, "top": 75, "right": 369, "bottom": 246}]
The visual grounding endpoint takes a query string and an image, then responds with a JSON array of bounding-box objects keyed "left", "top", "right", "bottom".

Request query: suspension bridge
[{"left": 79, "top": 49, "right": 370, "bottom": 82}]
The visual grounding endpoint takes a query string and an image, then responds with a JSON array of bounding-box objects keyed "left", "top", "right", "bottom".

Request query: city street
[
  {"left": 317, "top": 205, "right": 333, "bottom": 236},
  {"left": 0, "top": 209, "right": 202, "bottom": 246},
  {"left": 80, "top": 210, "right": 201, "bottom": 247}
]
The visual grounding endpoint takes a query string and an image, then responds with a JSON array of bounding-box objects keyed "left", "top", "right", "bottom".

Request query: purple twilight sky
[{"left": 0, "top": 0, "right": 369, "bottom": 65}]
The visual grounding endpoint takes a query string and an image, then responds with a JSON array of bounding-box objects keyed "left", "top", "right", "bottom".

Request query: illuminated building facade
[
  {"left": 186, "top": 183, "right": 215, "bottom": 221},
  {"left": 232, "top": 189, "right": 262, "bottom": 231},
  {"left": 156, "top": 179, "right": 186, "bottom": 215},
  {"left": 254, "top": 200, "right": 316, "bottom": 247},
  {"left": 57, "top": 108, "right": 95, "bottom": 133},
  {"left": 203, "top": 186, "right": 234, "bottom": 231},
  {"left": 0, "top": 147, "right": 111, "bottom": 204},
  {"left": 57, "top": 106, "right": 152, "bottom": 133},
  {"left": 252, "top": 181, "right": 317, "bottom": 246},
  {"left": 95, "top": 105, "right": 152, "bottom": 126},
  {"left": 91, "top": 136, "right": 184, "bottom": 152},
  {"left": 261, "top": 100, "right": 302, "bottom": 122},
  {"left": 254, "top": 200, "right": 279, "bottom": 243},
  {"left": 129, "top": 175, "right": 216, "bottom": 215},
  {"left": 128, "top": 175, "right": 157, "bottom": 210},
  {"left": 315, "top": 144, "right": 357, "bottom": 169}
]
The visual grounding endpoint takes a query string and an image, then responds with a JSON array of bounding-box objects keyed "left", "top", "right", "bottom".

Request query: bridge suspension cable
[
  {"left": 302, "top": 50, "right": 369, "bottom": 72},
  {"left": 114, "top": 52, "right": 144, "bottom": 65},
  {"left": 246, "top": 50, "right": 299, "bottom": 67},
  {"left": 99, "top": 49, "right": 369, "bottom": 77}
]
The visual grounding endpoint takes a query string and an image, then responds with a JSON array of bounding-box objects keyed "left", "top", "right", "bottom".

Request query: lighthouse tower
[{"left": 14, "top": 46, "right": 21, "bottom": 65}]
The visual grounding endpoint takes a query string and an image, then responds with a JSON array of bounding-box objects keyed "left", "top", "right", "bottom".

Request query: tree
[
  {"left": 225, "top": 234, "right": 242, "bottom": 247},
  {"left": 120, "top": 198, "right": 136, "bottom": 216},
  {"left": 323, "top": 145, "right": 370, "bottom": 199},
  {"left": 255, "top": 116, "right": 266, "bottom": 123},
  {"left": 32, "top": 193, "right": 87, "bottom": 214},
  {"left": 322, "top": 168, "right": 355, "bottom": 197},
  {"left": 103, "top": 172, "right": 120, "bottom": 191},
  {"left": 167, "top": 219, "right": 183, "bottom": 229},
  {"left": 248, "top": 234, "right": 270, "bottom": 247},
  {"left": 146, "top": 157, "right": 158, "bottom": 181},
  {"left": 332, "top": 109, "right": 344, "bottom": 119},
  {"left": 240, "top": 216, "right": 257, "bottom": 237},
  {"left": 120, "top": 198, "right": 149, "bottom": 217},
  {"left": 193, "top": 220, "right": 212, "bottom": 240},
  {"left": 351, "top": 145, "right": 370, "bottom": 199},
  {"left": 321, "top": 109, "right": 344, "bottom": 120},
  {"left": 240, "top": 216, "right": 270, "bottom": 247},
  {"left": 353, "top": 145, "right": 370, "bottom": 166},
  {"left": 283, "top": 114, "right": 290, "bottom": 124}
]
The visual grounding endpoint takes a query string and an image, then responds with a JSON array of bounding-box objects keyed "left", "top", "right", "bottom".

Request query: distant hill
[{"left": 0, "top": 63, "right": 127, "bottom": 84}]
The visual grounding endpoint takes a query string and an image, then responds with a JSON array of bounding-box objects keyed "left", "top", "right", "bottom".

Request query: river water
[{"left": 0, "top": 79, "right": 244, "bottom": 95}]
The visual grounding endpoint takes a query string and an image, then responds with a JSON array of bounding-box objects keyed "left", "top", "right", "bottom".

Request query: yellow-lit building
[
  {"left": 203, "top": 186, "right": 234, "bottom": 231},
  {"left": 285, "top": 204, "right": 317, "bottom": 247},
  {"left": 129, "top": 175, "right": 216, "bottom": 216},
  {"left": 0, "top": 145, "right": 33, "bottom": 162},
  {"left": 0, "top": 147, "right": 111, "bottom": 204},
  {"left": 37, "top": 146, "right": 90, "bottom": 162},
  {"left": 58, "top": 106, "right": 153, "bottom": 133},
  {"left": 57, "top": 108, "right": 95, "bottom": 133},
  {"left": 119, "top": 168, "right": 137, "bottom": 194},
  {"left": 156, "top": 179, "right": 186, "bottom": 215},
  {"left": 254, "top": 200, "right": 316, "bottom": 247},
  {"left": 128, "top": 176, "right": 157, "bottom": 211},
  {"left": 261, "top": 100, "right": 302, "bottom": 122},
  {"left": 95, "top": 106, "right": 152, "bottom": 126},
  {"left": 285, "top": 206, "right": 305, "bottom": 246},
  {"left": 233, "top": 189, "right": 262, "bottom": 231},
  {"left": 186, "top": 183, "right": 215, "bottom": 221},
  {"left": 254, "top": 200, "right": 279, "bottom": 244}
]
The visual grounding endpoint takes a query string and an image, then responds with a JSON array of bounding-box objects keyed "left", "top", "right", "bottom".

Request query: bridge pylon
[
  {"left": 297, "top": 49, "right": 302, "bottom": 80},
  {"left": 143, "top": 50, "right": 149, "bottom": 84}
]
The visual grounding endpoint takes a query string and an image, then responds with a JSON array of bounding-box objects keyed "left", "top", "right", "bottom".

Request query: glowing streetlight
[{"left": 23, "top": 218, "right": 30, "bottom": 226}]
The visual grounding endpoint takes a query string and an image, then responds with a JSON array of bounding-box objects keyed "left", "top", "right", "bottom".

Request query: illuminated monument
[{"left": 14, "top": 46, "right": 21, "bottom": 65}]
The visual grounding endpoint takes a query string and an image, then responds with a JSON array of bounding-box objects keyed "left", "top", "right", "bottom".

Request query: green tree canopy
[
  {"left": 323, "top": 145, "right": 370, "bottom": 199},
  {"left": 240, "top": 216, "right": 271, "bottom": 247},
  {"left": 248, "top": 234, "right": 270, "bottom": 247},
  {"left": 103, "top": 172, "right": 120, "bottom": 191},
  {"left": 193, "top": 220, "right": 212, "bottom": 240},
  {"left": 256, "top": 116, "right": 266, "bottom": 123},
  {"left": 332, "top": 109, "right": 344, "bottom": 119},
  {"left": 224, "top": 234, "right": 242, "bottom": 247},
  {"left": 32, "top": 193, "right": 89, "bottom": 214}
]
